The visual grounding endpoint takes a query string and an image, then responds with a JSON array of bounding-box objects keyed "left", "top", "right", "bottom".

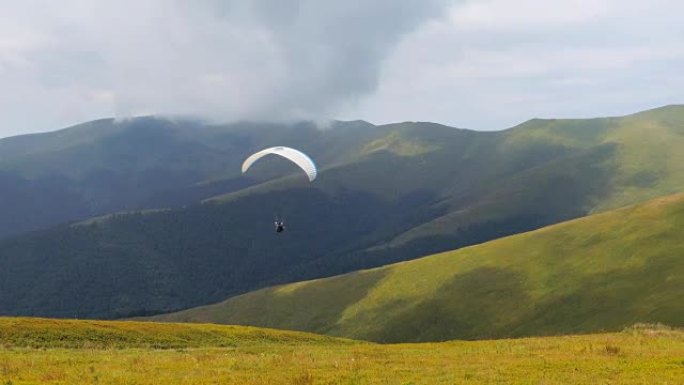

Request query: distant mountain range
[
  {"left": 0, "top": 117, "right": 380, "bottom": 238},
  {"left": 1, "top": 105, "right": 683, "bottom": 319}
]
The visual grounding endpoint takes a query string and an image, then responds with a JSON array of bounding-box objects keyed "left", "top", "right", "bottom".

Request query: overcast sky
[{"left": 0, "top": 0, "right": 682, "bottom": 137}]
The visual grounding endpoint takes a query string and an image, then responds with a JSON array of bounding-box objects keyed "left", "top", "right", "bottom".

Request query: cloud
[
  {"left": 0, "top": 0, "right": 449, "bottom": 136},
  {"left": 449, "top": 0, "right": 611, "bottom": 29},
  {"left": 1, "top": 0, "right": 682, "bottom": 136},
  {"left": 348, "top": 0, "right": 684, "bottom": 130}
]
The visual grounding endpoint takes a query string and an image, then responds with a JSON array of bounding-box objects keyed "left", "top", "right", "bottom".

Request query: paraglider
[
  {"left": 241, "top": 146, "right": 317, "bottom": 233},
  {"left": 241, "top": 146, "right": 317, "bottom": 182}
]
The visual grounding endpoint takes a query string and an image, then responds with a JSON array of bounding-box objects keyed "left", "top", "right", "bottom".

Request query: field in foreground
[{"left": 1, "top": 318, "right": 683, "bottom": 384}]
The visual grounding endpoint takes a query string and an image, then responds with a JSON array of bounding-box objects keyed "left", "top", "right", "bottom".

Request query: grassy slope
[
  {"left": 3, "top": 106, "right": 684, "bottom": 320},
  {"left": 504, "top": 105, "right": 684, "bottom": 212},
  {"left": 600, "top": 105, "right": 684, "bottom": 210},
  {"left": 155, "top": 193, "right": 684, "bottom": 343},
  {"left": 0, "top": 317, "right": 346, "bottom": 349},
  {"left": 0, "top": 320, "right": 682, "bottom": 384}
]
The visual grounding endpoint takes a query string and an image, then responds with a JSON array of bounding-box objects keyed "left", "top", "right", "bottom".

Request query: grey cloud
[
  {"left": 0, "top": 0, "right": 450, "bottom": 136},
  {"left": 2, "top": 0, "right": 681, "bottom": 136},
  {"left": 193, "top": 0, "right": 450, "bottom": 120},
  {"left": 348, "top": 0, "right": 684, "bottom": 130}
]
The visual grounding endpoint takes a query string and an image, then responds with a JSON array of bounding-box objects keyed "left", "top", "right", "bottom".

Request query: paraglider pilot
[{"left": 241, "top": 146, "right": 316, "bottom": 235}]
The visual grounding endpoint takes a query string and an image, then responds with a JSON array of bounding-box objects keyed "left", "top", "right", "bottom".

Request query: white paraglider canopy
[{"left": 241, "top": 146, "right": 317, "bottom": 181}]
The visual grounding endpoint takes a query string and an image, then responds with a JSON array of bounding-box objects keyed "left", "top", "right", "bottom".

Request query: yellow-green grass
[
  {"left": 155, "top": 193, "right": 684, "bottom": 343},
  {"left": 504, "top": 105, "right": 684, "bottom": 213},
  {"left": 0, "top": 317, "right": 348, "bottom": 349},
  {"left": 0, "top": 322, "right": 682, "bottom": 384}
]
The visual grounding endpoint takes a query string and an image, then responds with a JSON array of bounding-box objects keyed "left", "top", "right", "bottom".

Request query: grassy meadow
[{"left": 1, "top": 319, "right": 683, "bottom": 385}]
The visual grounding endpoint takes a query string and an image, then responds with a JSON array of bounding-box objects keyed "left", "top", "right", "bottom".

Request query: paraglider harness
[{"left": 274, "top": 219, "right": 285, "bottom": 233}]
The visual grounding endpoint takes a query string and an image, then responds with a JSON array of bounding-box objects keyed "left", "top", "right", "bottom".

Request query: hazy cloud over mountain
[
  {"left": 350, "top": 0, "right": 684, "bottom": 129},
  {"left": 0, "top": 0, "right": 448, "bottom": 136},
  {"left": 0, "top": 0, "right": 682, "bottom": 136}
]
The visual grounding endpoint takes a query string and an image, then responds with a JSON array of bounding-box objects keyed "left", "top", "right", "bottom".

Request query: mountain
[
  {"left": 0, "top": 117, "right": 378, "bottom": 238},
  {"left": 154, "top": 193, "right": 684, "bottom": 342},
  {"left": 0, "top": 317, "right": 348, "bottom": 349},
  {"left": 1, "top": 105, "right": 684, "bottom": 319}
]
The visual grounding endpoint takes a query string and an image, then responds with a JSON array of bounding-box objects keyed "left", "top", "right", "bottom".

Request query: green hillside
[
  {"left": 155, "top": 193, "right": 684, "bottom": 343},
  {"left": 387, "top": 105, "right": 684, "bottom": 247},
  {"left": 0, "top": 117, "right": 380, "bottom": 238},
  {"left": 2, "top": 106, "right": 684, "bottom": 319}
]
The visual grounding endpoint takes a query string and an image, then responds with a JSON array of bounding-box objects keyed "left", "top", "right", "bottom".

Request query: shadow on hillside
[
  {"left": 343, "top": 250, "right": 683, "bottom": 343},
  {"left": 508, "top": 255, "right": 684, "bottom": 337},
  {"left": 343, "top": 267, "right": 531, "bottom": 343},
  {"left": 228, "top": 270, "right": 387, "bottom": 334}
]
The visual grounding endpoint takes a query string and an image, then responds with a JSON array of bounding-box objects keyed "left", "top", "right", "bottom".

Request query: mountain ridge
[
  {"left": 1, "top": 105, "right": 684, "bottom": 319},
  {"left": 152, "top": 192, "right": 684, "bottom": 342}
]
